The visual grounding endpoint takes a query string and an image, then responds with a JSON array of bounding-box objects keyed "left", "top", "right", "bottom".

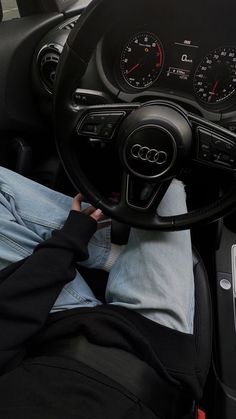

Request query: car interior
[{"left": 0, "top": 0, "right": 236, "bottom": 417}]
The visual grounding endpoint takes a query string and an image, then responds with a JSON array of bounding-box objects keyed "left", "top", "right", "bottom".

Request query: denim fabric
[
  {"left": 0, "top": 166, "right": 194, "bottom": 333},
  {"left": 107, "top": 179, "right": 195, "bottom": 333}
]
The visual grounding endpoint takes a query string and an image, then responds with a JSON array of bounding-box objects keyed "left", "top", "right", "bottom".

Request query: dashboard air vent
[{"left": 37, "top": 44, "right": 62, "bottom": 93}]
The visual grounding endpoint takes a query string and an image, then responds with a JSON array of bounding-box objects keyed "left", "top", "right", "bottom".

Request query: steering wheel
[{"left": 54, "top": 0, "right": 236, "bottom": 230}]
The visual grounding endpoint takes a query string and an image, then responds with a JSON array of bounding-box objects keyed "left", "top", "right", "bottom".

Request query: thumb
[{"left": 72, "top": 193, "right": 83, "bottom": 212}]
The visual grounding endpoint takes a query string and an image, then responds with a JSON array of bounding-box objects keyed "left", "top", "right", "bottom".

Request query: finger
[
  {"left": 72, "top": 195, "right": 81, "bottom": 211},
  {"left": 75, "top": 193, "right": 84, "bottom": 203},
  {"left": 91, "top": 209, "right": 103, "bottom": 222},
  {"left": 82, "top": 206, "right": 96, "bottom": 215},
  {"left": 71, "top": 193, "right": 84, "bottom": 212}
]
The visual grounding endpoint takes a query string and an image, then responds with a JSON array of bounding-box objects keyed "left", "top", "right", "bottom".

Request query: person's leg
[
  {"left": 0, "top": 166, "right": 112, "bottom": 267},
  {"left": 105, "top": 179, "right": 195, "bottom": 334},
  {"left": 0, "top": 166, "right": 114, "bottom": 311}
]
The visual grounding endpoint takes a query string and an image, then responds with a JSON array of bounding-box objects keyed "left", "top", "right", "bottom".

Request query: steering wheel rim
[{"left": 53, "top": 0, "right": 236, "bottom": 231}]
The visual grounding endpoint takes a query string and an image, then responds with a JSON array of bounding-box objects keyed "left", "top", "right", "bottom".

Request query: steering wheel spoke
[
  {"left": 121, "top": 173, "right": 172, "bottom": 212},
  {"left": 102, "top": 172, "right": 176, "bottom": 230},
  {"left": 189, "top": 113, "right": 236, "bottom": 172}
]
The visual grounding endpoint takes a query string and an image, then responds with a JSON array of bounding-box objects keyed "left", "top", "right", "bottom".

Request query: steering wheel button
[
  {"left": 85, "top": 113, "right": 108, "bottom": 124},
  {"left": 200, "top": 150, "right": 212, "bottom": 161},
  {"left": 201, "top": 143, "right": 210, "bottom": 150},
  {"left": 219, "top": 153, "right": 231, "bottom": 163},
  {"left": 105, "top": 123, "right": 114, "bottom": 129},
  {"left": 197, "top": 128, "right": 212, "bottom": 144},
  {"left": 78, "top": 112, "right": 125, "bottom": 138},
  {"left": 225, "top": 143, "right": 236, "bottom": 157},
  {"left": 107, "top": 112, "right": 125, "bottom": 123},
  {"left": 211, "top": 135, "right": 236, "bottom": 155},
  {"left": 100, "top": 126, "right": 114, "bottom": 138},
  {"left": 81, "top": 123, "right": 101, "bottom": 136}
]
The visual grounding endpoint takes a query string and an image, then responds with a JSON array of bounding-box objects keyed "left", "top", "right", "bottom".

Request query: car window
[{"left": 1, "top": 0, "right": 19, "bottom": 21}]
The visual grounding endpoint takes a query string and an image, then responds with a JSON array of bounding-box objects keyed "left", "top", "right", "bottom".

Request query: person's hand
[{"left": 72, "top": 193, "right": 111, "bottom": 229}]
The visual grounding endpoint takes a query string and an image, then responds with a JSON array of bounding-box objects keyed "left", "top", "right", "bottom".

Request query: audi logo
[{"left": 130, "top": 144, "right": 168, "bottom": 165}]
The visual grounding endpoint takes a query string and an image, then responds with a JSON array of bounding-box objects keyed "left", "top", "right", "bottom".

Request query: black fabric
[
  {"left": 0, "top": 211, "right": 97, "bottom": 373},
  {"left": 36, "top": 305, "right": 201, "bottom": 398},
  {"left": 33, "top": 334, "right": 181, "bottom": 418},
  {"left": 0, "top": 210, "right": 202, "bottom": 418},
  {"left": 0, "top": 355, "right": 158, "bottom": 419}
]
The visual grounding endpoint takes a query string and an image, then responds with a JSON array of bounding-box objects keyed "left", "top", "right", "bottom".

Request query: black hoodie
[{"left": 0, "top": 211, "right": 201, "bottom": 418}]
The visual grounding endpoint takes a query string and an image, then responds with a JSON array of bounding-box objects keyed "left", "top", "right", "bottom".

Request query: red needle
[
  {"left": 208, "top": 80, "right": 219, "bottom": 102},
  {"left": 156, "top": 43, "right": 163, "bottom": 68},
  {"left": 127, "top": 63, "right": 140, "bottom": 75}
]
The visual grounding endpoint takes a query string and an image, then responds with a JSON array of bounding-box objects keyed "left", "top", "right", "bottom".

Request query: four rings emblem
[{"left": 130, "top": 144, "right": 168, "bottom": 165}]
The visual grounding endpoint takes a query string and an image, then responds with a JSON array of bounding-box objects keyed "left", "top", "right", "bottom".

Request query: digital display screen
[{"left": 167, "top": 40, "right": 199, "bottom": 81}]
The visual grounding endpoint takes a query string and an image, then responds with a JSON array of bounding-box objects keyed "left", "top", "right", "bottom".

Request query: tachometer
[
  {"left": 193, "top": 46, "right": 236, "bottom": 105},
  {"left": 120, "top": 32, "right": 164, "bottom": 89}
]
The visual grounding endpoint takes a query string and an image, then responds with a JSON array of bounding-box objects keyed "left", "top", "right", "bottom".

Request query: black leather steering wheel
[{"left": 54, "top": 0, "right": 236, "bottom": 230}]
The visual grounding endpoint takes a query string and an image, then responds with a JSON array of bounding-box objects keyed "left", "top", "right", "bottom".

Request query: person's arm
[{"left": 0, "top": 196, "right": 102, "bottom": 373}]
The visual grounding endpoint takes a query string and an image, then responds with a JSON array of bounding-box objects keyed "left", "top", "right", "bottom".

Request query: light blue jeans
[{"left": 0, "top": 166, "right": 194, "bottom": 333}]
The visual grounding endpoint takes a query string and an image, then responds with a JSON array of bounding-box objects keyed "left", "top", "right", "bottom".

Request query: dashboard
[
  {"left": 100, "top": 33, "right": 236, "bottom": 109},
  {"left": 33, "top": 0, "right": 236, "bottom": 130},
  {"left": 97, "top": 1, "right": 236, "bottom": 116}
]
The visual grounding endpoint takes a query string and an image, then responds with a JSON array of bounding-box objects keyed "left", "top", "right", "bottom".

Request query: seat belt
[{"left": 35, "top": 335, "right": 181, "bottom": 418}]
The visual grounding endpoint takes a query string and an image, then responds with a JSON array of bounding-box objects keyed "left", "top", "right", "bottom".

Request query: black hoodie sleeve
[{"left": 0, "top": 210, "right": 97, "bottom": 373}]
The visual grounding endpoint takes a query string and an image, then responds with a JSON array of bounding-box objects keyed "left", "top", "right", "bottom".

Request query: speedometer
[
  {"left": 193, "top": 46, "right": 236, "bottom": 105},
  {"left": 120, "top": 32, "right": 164, "bottom": 89}
]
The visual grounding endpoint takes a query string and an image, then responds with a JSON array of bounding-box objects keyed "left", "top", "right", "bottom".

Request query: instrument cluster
[{"left": 97, "top": 4, "right": 236, "bottom": 114}]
